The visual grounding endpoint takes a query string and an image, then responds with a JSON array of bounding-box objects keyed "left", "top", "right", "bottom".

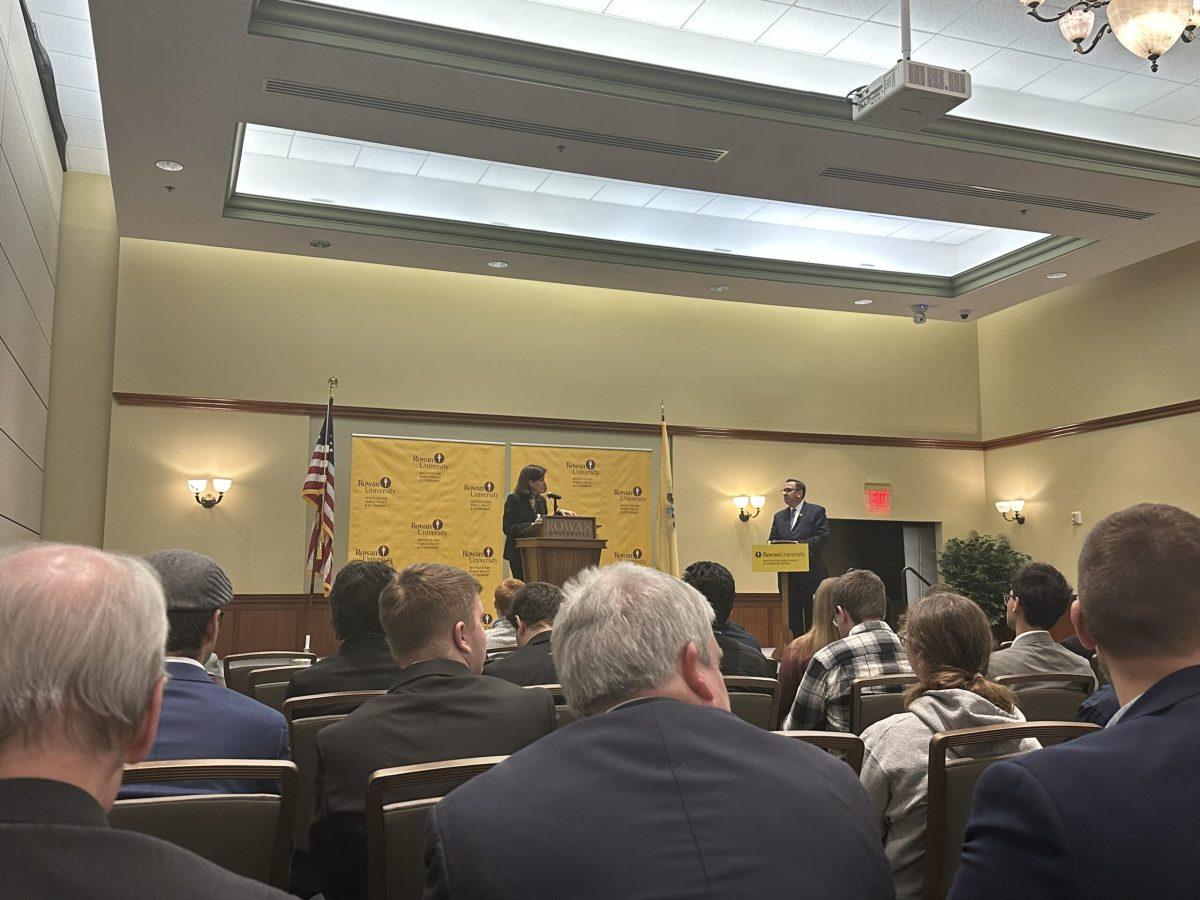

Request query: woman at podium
[{"left": 503, "top": 464, "right": 549, "bottom": 580}]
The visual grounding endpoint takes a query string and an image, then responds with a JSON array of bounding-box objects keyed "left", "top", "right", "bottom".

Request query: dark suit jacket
[
  {"left": 118, "top": 659, "right": 289, "bottom": 799},
  {"left": 950, "top": 664, "right": 1200, "bottom": 900},
  {"left": 768, "top": 502, "right": 830, "bottom": 578},
  {"left": 425, "top": 698, "right": 892, "bottom": 899},
  {"left": 719, "top": 620, "right": 763, "bottom": 654},
  {"left": 285, "top": 633, "right": 402, "bottom": 699},
  {"left": 502, "top": 492, "right": 546, "bottom": 565},
  {"left": 311, "top": 658, "right": 556, "bottom": 900},
  {"left": 716, "top": 629, "right": 778, "bottom": 678},
  {"left": 0, "top": 778, "right": 289, "bottom": 899},
  {"left": 483, "top": 631, "right": 558, "bottom": 686}
]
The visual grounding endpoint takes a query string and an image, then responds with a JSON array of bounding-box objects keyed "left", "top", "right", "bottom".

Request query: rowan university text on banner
[
  {"left": 348, "top": 436, "right": 506, "bottom": 615},
  {"left": 510, "top": 444, "right": 653, "bottom": 567}
]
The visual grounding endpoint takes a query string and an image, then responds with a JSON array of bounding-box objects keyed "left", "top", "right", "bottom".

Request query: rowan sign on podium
[
  {"left": 752, "top": 543, "right": 809, "bottom": 658},
  {"left": 516, "top": 516, "right": 606, "bottom": 588}
]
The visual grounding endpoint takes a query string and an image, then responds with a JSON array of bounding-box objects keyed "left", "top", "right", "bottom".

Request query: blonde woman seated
[
  {"left": 859, "top": 592, "right": 1039, "bottom": 900},
  {"left": 777, "top": 577, "right": 840, "bottom": 722}
]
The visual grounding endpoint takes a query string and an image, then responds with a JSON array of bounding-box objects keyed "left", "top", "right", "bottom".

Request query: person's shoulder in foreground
[
  {"left": 950, "top": 503, "right": 1200, "bottom": 900},
  {"left": 424, "top": 562, "right": 893, "bottom": 899}
]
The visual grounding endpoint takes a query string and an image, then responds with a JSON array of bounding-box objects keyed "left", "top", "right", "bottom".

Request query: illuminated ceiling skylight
[{"left": 234, "top": 125, "right": 1047, "bottom": 277}]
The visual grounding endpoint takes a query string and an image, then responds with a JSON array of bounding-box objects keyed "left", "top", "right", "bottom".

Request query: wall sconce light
[
  {"left": 733, "top": 495, "right": 767, "bottom": 522},
  {"left": 995, "top": 499, "right": 1026, "bottom": 524},
  {"left": 188, "top": 478, "right": 232, "bottom": 508}
]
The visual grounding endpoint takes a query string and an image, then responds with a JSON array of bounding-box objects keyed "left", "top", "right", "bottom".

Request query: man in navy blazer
[
  {"left": 119, "top": 550, "right": 289, "bottom": 799},
  {"left": 424, "top": 563, "right": 892, "bottom": 899},
  {"left": 768, "top": 478, "right": 830, "bottom": 636},
  {"left": 950, "top": 503, "right": 1200, "bottom": 900}
]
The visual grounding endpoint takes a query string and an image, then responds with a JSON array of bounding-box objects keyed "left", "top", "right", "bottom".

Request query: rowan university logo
[
  {"left": 633, "top": 549, "right": 643, "bottom": 560},
  {"left": 632, "top": 486, "right": 643, "bottom": 497},
  {"left": 378, "top": 545, "right": 390, "bottom": 557},
  {"left": 433, "top": 452, "right": 445, "bottom": 464},
  {"left": 483, "top": 547, "right": 494, "bottom": 558},
  {"left": 484, "top": 481, "right": 495, "bottom": 493},
  {"left": 380, "top": 476, "right": 392, "bottom": 488},
  {"left": 585, "top": 459, "right": 596, "bottom": 470},
  {"left": 432, "top": 519, "right": 444, "bottom": 531}
]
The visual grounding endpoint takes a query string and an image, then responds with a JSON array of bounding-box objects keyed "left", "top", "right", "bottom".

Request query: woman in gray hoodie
[{"left": 859, "top": 592, "right": 1040, "bottom": 899}]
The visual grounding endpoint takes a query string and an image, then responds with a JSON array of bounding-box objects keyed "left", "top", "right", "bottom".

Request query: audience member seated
[
  {"left": 486, "top": 577, "right": 523, "bottom": 650},
  {"left": 784, "top": 570, "right": 911, "bottom": 732},
  {"left": 951, "top": 503, "right": 1200, "bottom": 899},
  {"left": 311, "top": 563, "right": 555, "bottom": 900},
  {"left": 1075, "top": 647, "right": 1118, "bottom": 727},
  {"left": 287, "top": 561, "right": 400, "bottom": 699},
  {"left": 483, "top": 582, "right": 563, "bottom": 686},
  {"left": 120, "top": 550, "right": 289, "bottom": 799},
  {"left": 681, "top": 560, "right": 776, "bottom": 677},
  {"left": 424, "top": 563, "right": 893, "bottom": 898},
  {"left": 859, "top": 592, "right": 1038, "bottom": 899},
  {"left": 778, "top": 577, "right": 840, "bottom": 714},
  {"left": 987, "top": 562, "right": 1097, "bottom": 690},
  {"left": 0, "top": 544, "right": 290, "bottom": 899}
]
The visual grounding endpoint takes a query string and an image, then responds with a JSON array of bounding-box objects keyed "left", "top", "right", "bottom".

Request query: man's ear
[
  {"left": 126, "top": 676, "right": 166, "bottom": 764},
  {"left": 1070, "top": 598, "right": 1097, "bottom": 651},
  {"left": 680, "top": 641, "right": 718, "bottom": 704},
  {"left": 204, "top": 610, "right": 221, "bottom": 645},
  {"left": 451, "top": 620, "right": 470, "bottom": 655},
  {"left": 513, "top": 615, "right": 526, "bottom": 636}
]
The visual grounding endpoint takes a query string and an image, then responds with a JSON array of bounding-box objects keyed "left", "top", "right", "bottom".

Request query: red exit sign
[{"left": 864, "top": 483, "right": 891, "bottom": 515}]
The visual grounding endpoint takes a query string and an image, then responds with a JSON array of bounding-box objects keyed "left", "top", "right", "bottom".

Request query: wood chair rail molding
[{"left": 115, "top": 391, "right": 1200, "bottom": 450}]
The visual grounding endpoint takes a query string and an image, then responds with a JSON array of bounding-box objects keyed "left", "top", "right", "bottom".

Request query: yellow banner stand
[
  {"left": 752, "top": 544, "right": 810, "bottom": 659},
  {"left": 510, "top": 444, "right": 653, "bottom": 568}
]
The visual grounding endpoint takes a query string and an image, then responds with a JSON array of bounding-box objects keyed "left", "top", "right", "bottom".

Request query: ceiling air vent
[
  {"left": 263, "top": 78, "right": 729, "bottom": 162},
  {"left": 818, "top": 166, "right": 1153, "bottom": 220}
]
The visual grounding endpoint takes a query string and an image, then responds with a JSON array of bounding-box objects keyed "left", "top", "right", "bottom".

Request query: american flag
[{"left": 302, "top": 398, "right": 335, "bottom": 594}]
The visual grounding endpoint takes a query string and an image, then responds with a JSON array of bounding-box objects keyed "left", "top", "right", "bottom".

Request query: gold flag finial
[{"left": 327, "top": 377, "right": 339, "bottom": 399}]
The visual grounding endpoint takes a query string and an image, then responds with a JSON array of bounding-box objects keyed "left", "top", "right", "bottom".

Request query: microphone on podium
[{"left": 547, "top": 493, "right": 562, "bottom": 515}]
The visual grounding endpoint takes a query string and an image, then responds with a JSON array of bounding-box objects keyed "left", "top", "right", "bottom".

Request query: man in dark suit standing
[
  {"left": 484, "top": 581, "right": 562, "bottom": 686},
  {"left": 424, "top": 563, "right": 892, "bottom": 899},
  {"left": 0, "top": 544, "right": 290, "bottom": 899},
  {"left": 950, "top": 503, "right": 1200, "bottom": 900},
  {"left": 768, "top": 478, "right": 830, "bottom": 636},
  {"left": 311, "top": 562, "right": 556, "bottom": 900}
]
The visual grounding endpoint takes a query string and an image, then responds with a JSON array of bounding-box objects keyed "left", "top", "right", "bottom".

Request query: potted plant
[{"left": 937, "top": 531, "right": 1031, "bottom": 631}]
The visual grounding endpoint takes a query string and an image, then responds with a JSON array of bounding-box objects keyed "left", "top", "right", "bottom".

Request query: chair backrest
[
  {"left": 248, "top": 665, "right": 310, "bottom": 712},
  {"left": 923, "top": 722, "right": 1100, "bottom": 900},
  {"left": 851, "top": 674, "right": 919, "bottom": 735},
  {"left": 524, "top": 684, "right": 576, "bottom": 728},
  {"left": 773, "top": 730, "right": 866, "bottom": 775},
  {"left": 111, "top": 759, "right": 298, "bottom": 888},
  {"left": 223, "top": 651, "right": 316, "bottom": 695},
  {"left": 724, "top": 676, "right": 781, "bottom": 730},
  {"left": 994, "top": 674, "right": 1095, "bottom": 724},
  {"left": 366, "top": 757, "right": 506, "bottom": 900}
]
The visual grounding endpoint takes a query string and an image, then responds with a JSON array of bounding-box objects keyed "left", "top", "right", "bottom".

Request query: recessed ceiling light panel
[
  {"left": 155, "top": 160, "right": 184, "bottom": 172},
  {"left": 487, "top": 260, "right": 509, "bottom": 268},
  {"left": 853, "top": 298, "right": 874, "bottom": 305},
  {"left": 710, "top": 284, "right": 730, "bottom": 292},
  {"left": 1046, "top": 271, "right": 1069, "bottom": 279}
]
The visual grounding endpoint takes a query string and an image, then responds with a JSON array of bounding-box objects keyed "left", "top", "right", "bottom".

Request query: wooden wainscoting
[
  {"left": 213, "top": 594, "right": 340, "bottom": 657},
  {"left": 729, "top": 593, "right": 784, "bottom": 649}
]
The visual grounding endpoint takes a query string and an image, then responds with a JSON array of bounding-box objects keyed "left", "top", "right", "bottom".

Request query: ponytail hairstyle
[{"left": 902, "top": 592, "right": 1017, "bottom": 713}]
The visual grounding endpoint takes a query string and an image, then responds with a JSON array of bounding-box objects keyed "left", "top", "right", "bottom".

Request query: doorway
[{"left": 824, "top": 520, "right": 938, "bottom": 625}]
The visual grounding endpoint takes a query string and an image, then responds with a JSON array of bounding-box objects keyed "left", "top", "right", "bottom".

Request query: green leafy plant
[{"left": 937, "top": 532, "right": 1031, "bottom": 625}]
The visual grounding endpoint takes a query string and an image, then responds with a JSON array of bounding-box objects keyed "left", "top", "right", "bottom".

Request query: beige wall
[{"left": 0, "top": 0, "right": 63, "bottom": 545}]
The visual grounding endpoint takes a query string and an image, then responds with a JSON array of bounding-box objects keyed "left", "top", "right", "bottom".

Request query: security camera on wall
[{"left": 911, "top": 304, "right": 929, "bottom": 325}]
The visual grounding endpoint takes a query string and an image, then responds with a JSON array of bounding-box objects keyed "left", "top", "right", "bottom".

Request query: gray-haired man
[
  {"left": 424, "top": 563, "right": 892, "bottom": 898},
  {"left": 0, "top": 544, "right": 289, "bottom": 898}
]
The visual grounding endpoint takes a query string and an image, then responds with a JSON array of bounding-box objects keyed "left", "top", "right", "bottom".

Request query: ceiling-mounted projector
[{"left": 851, "top": 59, "right": 971, "bottom": 131}]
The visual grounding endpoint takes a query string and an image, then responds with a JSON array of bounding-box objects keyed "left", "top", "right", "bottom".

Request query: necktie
[{"left": 792, "top": 507, "right": 801, "bottom": 530}]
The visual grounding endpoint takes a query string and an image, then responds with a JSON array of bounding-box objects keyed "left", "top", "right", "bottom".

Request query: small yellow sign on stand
[{"left": 752, "top": 543, "right": 810, "bottom": 574}]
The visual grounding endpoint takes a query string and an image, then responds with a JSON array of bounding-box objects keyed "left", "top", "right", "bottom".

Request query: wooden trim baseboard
[{"left": 113, "top": 391, "right": 1200, "bottom": 452}]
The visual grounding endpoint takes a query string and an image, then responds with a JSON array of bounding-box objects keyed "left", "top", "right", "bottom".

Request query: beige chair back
[
  {"left": 995, "top": 674, "right": 1095, "bottom": 727},
  {"left": 772, "top": 730, "right": 866, "bottom": 774},
  {"left": 851, "top": 674, "right": 919, "bottom": 734},
  {"left": 248, "top": 665, "right": 309, "bottom": 712},
  {"left": 111, "top": 759, "right": 298, "bottom": 888},
  {"left": 285, "top": 692, "right": 385, "bottom": 852},
  {"left": 923, "top": 722, "right": 1100, "bottom": 900},
  {"left": 524, "top": 683, "right": 577, "bottom": 728},
  {"left": 724, "top": 676, "right": 781, "bottom": 730},
  {"left": 223, "top": 651, "right": 316, "bottom": 695},
  {"left": 366, "top": 757, "right": 506, "bottom": 900}
]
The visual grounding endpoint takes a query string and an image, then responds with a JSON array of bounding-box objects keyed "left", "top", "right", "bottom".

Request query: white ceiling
[{"left": 25, "top": 0, "right": 106, "bottom": 174}]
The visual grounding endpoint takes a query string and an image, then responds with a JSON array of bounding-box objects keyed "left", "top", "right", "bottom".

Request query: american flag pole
[{"left": 303, "top": 378, "right": 338, "bottom": 643}]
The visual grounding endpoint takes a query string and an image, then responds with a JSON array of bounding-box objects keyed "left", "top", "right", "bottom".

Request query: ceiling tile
[
  {"left": 537, "top": 172, "right": 606, "bottom": 199},
  {"left": 62, "top": 114, "right": 104, "bottom": 149},
  {"left": 646, "top": 189, "right": 718, "bottom": 212},
  {"left": 418, "top": 155, "right": 490, "bottom": 183},
  {"left": 356, "top": 146, "right": 428, "bottom": 174},
  {"left": 969, "top": 49, "right": 1062, "bottom": 90},
  {"left": 478, "top": 164, "right": 550, "bottom": 192},
  {"left": 697, "top": 196, "right": 767, "bottom": 218},
  {"left": 28, "top": 0, "right": 89, "bottom": 17},
  {"left": 747, "top": 202, "right": 817, "bottom": 225},
  {"left": 66, "top": 144, "right": 107, "bottom": 174},
  {"left": 871, "top": 0, "right": 970, "bottom": 34},
  {"left": 1022, "top": 61, "right": 1124, "bottom": 101},
  {"left": 845, "top": 215, "right": 908, "bottom": 236},
  {"left": 1079, "top": 72, "right": 1178, "bottom": 112},
  {"left": 682, "top": 0, "right": 789, "bottom": 43},
  {"left": 935, "top": 227, "right": 984, "bottom": 245},
  {"left": 791, "top": 0, "right": 889, "bottom": 19},
  {"left": 757, "top": 7, "right": 861, "bottom": 55},
  {"left": 804, "top": 209, "right": 865, "bottom": 231},
  {"left": 290, "top": 136, "right": 361, "bottom": 165},
  {"left": 1144, "top": 43, "right": 1200, "bottom": 83},
  {"left": 605, "top": 0, "right": 704, "bottom": 28},
  {"left": 46, "top": 50, "right": 98, "bottom": 91},
  {"left": 891, "top": 221, "right": 956, "bottom": 241},
  {"left": 30, "top": 11, "right": 93, "bottom": 56},
  {"left": 532, "top": 0, "right": 610, "bottom": 10},
  {"left": 1136, "top": 84, "right": 1200, "bottom": 121},
  {"left": 242, "top": 127, "right": 293, "bottom": 157},
  {"left": 829, "top": 21, "right": 933, "bottom": 67},
  {"left": 1006, "top": 15, "right": 1141, "bottom": 74},
  {"left": 592, "top": 182, "right": 662, "bottom": 206},
  {"left": 55, "top": 85, "right": 102, "bottom": 120},
  {"left": 940, "top": 0, "right": 1039, "bottom": 47},
  {"left": 916, "top": 34, "right": 1000, "bottom": 71}
]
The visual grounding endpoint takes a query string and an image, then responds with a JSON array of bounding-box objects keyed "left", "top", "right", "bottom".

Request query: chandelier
[{"left": 1019, "top": 0, "right": 1200, "bottom": 71}]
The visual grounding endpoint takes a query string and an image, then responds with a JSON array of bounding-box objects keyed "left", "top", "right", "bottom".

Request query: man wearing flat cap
[{"left": 118, "top": 549, "right": 290, "bottom": 799}]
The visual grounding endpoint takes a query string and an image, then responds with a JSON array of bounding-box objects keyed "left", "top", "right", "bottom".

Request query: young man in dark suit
[
  {"left": 682, "top": 560, "right": 776, "bottom": 678},
  {"left": 0, "top": 544, "right": 289, "bottom": 899},
  {"left": 424, "top": 563, "right": 892, "bottom": 899},
  {"left": 484, "top": 581, "right": 562, "bottom": 687},
  {"left": 951, "top": 503, "right": 1200, "bottom": 899},
  {"left": 311, "top": 562, "right": 555, "bottom": 900},
  {"left": 768, "top": 478, "right": 830, "bottom": 636}
]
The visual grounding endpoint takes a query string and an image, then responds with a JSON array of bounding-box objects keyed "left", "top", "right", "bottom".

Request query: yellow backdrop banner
[
  {"left": 348, "top": 436, "right": 506, "bottom": 614},
  {"left": 510, "top": 444, "right": 653, "bottom": 568}
]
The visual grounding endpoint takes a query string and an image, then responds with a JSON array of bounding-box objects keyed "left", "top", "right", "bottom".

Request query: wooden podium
[{"left": 515, "top": 516, "right": 606, "bottom": 587}]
